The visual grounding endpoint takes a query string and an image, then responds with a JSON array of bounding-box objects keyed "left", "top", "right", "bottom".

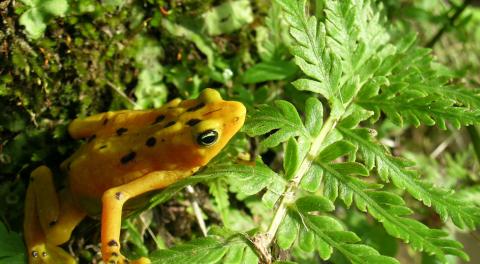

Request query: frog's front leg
[
  {"left": 101, "top": 169, "right": 196, "bottom": 264},
  {"left": 24, "top": 166, "right": 86, "bottom": 264}
]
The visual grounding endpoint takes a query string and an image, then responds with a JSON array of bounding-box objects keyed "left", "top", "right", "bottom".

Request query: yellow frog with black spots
[{"left": 24, "top": 88, "right": 246, "bottom": 264}]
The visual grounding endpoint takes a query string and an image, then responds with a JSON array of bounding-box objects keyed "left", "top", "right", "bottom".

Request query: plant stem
[
  {"left": 263, "top": 116, "right": 339, "bottom": 246},
  {"left": 426, "top": 0, "right": 472, "bottom": 48},
  {"left": 466, "top": 126, "right": 480, "bottom": 162}
]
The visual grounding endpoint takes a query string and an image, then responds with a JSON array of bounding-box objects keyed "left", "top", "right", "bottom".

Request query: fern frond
[
  {"left": 324, "top": 0, "right": 389, "bottom": 84},
  {"left": 317, "top": 161, "right": 469, "bottom": 262},
  {"left": 356, "top": 35, "right": 480, "bottom": 128},
  {"left": 276, "top": 196, "right": 399, "bottom": 263},
  {"left": 358, "top": 93, "right": 480, "bottom": 128},
  {"left": 276, "top": 0, "right": 341, "bottom": 100},
  {"left": 339, "top": 127, "right": 480, "bottom": 229}
]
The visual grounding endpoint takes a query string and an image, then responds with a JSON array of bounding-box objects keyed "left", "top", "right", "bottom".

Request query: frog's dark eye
[{"left": 197, "top": 130, "right": 219, "bottom": 146}]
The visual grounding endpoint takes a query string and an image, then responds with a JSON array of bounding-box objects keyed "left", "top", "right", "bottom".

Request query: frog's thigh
[
  {"left": 30, "top": 166, "right": 87, "bottom": 245},
  {"left": 101, "top": 170, "right": 194, "bottom": 264},
  {"left": 30, "top": 166, "right": 60, "bottom": 233},
  {"left": 25, "top": 168, "right": 78, "bottom": 264}
]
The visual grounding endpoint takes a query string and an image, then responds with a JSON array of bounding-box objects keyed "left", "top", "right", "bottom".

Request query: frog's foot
[
  {"left": 106, "top": 253, "right": 151, "bottom": 264},
  {"left": 28, "top": 243, "right": 75, "bottom": 264}
]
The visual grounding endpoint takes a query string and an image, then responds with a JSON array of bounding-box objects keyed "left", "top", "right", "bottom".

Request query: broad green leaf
[
  {"left": 262, "top": 176, "right": 287, "bottom": 208},
  {"left": 284, "top": 137, "right": 300, "bottom": 180},
  {"left": 317, "top": 141, "right": 356, "bottom": 163},
  {"left": 226, "top": 162, "right": 277, "bottom": 196},
  {"left": 330, "top": 162, "right": 369, "bottom": 177},
  {"left": 242, "top": 246, "right": 259, "bottom": 264},
  {"left": 19, "top": 0, "right": 69, "bottom": 39},
  {"left": 295, "top": 195, "right": 334, "bottom": 213},
  {"left": 19, "top": 8, "right": 46, "bottom": 39},
  {"left": 222, "top": 243, "right": 245, "bottom": 264},
  {"left": 300, "top": 164, "right": 323, "bottom": 192},
  {"left": 203, "top": 0, "right": 253, "bottom": 36},
  {"left": 298, "top": 229, "right": 315, "bottom": 252},
  {"left": 277, "top": 213, "right": 299, "bottom": 249},
  {"left": 304, "top": 97, "right": 323, "bottom": 137},
  {"left": 244, "top": 100, "right": 309, "bottom": 148}
]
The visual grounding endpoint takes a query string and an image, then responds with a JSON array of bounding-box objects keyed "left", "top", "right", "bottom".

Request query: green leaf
[
  {"left": 300, "top": 164, "right": 323, "bottom": 192},
  {"left": 150, "top": 236, "right": 255, "bottom": 264},
  {"left": 19, "top": 8, "right": 47, "bottom": 39},
  {"left": 203, "top": 0, "right": 253, "bottom": 36},
  {"left": 226, "top": 161, "right": 278, "bottom": 196},
  {"left": 317, "top": 140, "right": 356, "bottom": 163},
  {"left": 221, "top": 243, "right": 244, "bottom": 264},
  {"left": 262, "top": 176, "right": 287, "bottom": 208},
  {"left": 208, "top": 179, "right": 230, "bottom": 226},
  {"left": 242, "top": 60, "right": 298, "bottom": 84},
  {"left": 292, "top": 212, "right": 399, "bottom": 264},
  {"left": 19, "top": 0, "right": 69, "bottom": 39},
  {"left": 319, "top": 160, "right": 469, "bottom": 261},
  {"left": 355, "top": 35, "right": 480, "bottom": 129},
  {"left": 340, "top": 127, "right": 480, "bottom": 229},
  {"left": 330, "top": 162, "right": 369, "bottom": 177},
  {"left": 276, "top": 0, "right": 341, "bottom": 101},
  {"left": 0, "top": 221, "right": 25, "bottom": 263},
  {"left": 295, "top": 195, "right": 335, "bottom": 213},
  {"left": 277, "top": 213, "right": 299, "bottom": 249},
  {"left": 244, "top": 100, "right": 309, "bottom": 148},
  {"left": 304, "top": 97, "right": 324, "bottom": 137},
  {"left": 149, "top": 162, "right": 277, "bottom": 208},
  {"left": 284, "top": 137, "right": 300, "bottom": 180}
]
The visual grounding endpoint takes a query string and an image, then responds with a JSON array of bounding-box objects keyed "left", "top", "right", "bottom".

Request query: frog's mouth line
[{"left": 203, "top": 108, "right": 222, "bottom": 116}]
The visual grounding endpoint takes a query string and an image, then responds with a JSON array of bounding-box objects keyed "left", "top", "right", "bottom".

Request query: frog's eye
[{"left": 197, "top": 130, "right": 219, "bottom": 146}]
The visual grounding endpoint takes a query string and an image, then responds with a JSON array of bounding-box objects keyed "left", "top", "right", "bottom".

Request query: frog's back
[{"left": 65, "top": 89, "right": 246, "bottom": 214}]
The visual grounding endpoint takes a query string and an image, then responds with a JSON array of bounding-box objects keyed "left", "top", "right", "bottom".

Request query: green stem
[
  {"left": 466, "top": 126, "right": 480, "bottom": 163},
  {"left": 426, "top": 0, "right": 472, "bottom": 48},
  {"left": 263, "top": 115, "right": 339, "bottom": 246}
]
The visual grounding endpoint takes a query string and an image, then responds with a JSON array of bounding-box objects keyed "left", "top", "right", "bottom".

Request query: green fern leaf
[
  {"left": 276, "top": 0, "right": 341, "bottom": 100},
  {"left": 318, "top": 161, "right": 469, "bottom": 262},
  {"left": 150, "top": 236, "right": 258, "bottom": 264},
  {"left": 340, "top": 127, "right": 480, "bottom": 229},
  {"left": 244, "top": 100, "right": 309, "bottom": 148},
  {"left": 324, "top": 0, "right": 389, "bottom": 84},
  {"left": 278, "top": 195, "right": 399, "bottom": 264},
  {"left": 149, "top": 162, "right": 277, "bottom": 207},
  {"left": 356, "top": 36, "right": 480, "bottom": 128}
]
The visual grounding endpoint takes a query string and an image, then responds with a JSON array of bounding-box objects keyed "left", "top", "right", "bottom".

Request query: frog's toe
[{"left": 28, "top": 243, "right": 75, "bottom": 264}]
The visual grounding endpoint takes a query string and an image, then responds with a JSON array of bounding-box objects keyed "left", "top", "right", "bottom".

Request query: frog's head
[{"left": 150, "top": 88, "right": 246, "bottom": 168}]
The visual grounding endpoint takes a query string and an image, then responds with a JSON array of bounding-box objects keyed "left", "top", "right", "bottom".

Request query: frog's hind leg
[
  {"left": 100, "top": 170, "right": 196, "bottom": 264},
  {"left": 24, "top": 166, "right": 86, "bottom": 264}
]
